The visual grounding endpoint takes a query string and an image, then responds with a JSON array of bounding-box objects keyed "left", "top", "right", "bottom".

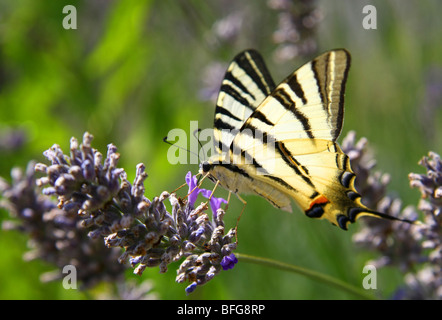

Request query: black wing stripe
[
  {"left": 224, "top": 70, "right": 256, "bottom": 100},
  {"left": 334, "top": 51, "right": 351, "bottom": 139},
  {"left": 219, "top": 84, "right": 254, "bottom": 111},
  {"left": 218, "top": 163, "right": 251, "bottom": 180},
  {"left": 241, "top": 122, "right": 276, "bottom": 146},
  {"left": 310, "top": 50, "right": 351, "bottom": 141},
  {"left": 239, "top": 52, "right": 275, "bottom": 97},
  {"left": 250, "top": 110, "right": 274, "bottom": 126},
  {"left": 241, "top": 50, "right": 276, "bottom": 95},
  {"left": 239, "top": 149, "right": 270, "bottom": 174},
  {"left": 311, "top": 52, "right": 329, "bottom": 106},
  {"left": 214, "top": 118, "right": 236, "bottom": 131},
  {"left": 272, "top": 88, "right": 315, "bottom": 139},
  {"left": 217, "top": 140, "right": 230, "bottom": 154},
  {"left": 264, "top": 175, "right": 298, "bottom": 193},
  {"left": 287, "top": 74, "right": 307, "bottom": 104},
  {"left": 276, "top": 141, "right": 315, "bottom": 188},
  {"left": 215, "top": 105, "right": 242, "bottom": 122},
  {"left": 335, "top": 153, "right": 341, "bottom": 170}
]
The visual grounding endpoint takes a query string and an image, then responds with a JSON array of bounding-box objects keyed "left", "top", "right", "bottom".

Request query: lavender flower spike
[
  {"left": 345, "top": 130, "right": 440, "bottom": 299},
  {"left": 2, "top": 133, "right": 238, "bottom": 295}
]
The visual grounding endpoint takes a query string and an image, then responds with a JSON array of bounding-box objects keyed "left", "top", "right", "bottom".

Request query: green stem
[{"left": 236, "top": 252, "right": 375, "bottom": 300}]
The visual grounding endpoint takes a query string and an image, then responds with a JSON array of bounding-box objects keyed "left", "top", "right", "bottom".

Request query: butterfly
[{"left": 200, "top": 49, "right": 414, "bottom": 230}]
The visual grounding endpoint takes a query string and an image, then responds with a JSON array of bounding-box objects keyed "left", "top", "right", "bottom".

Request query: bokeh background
[{"left": 0, "top": 0, "right": 441, "bottom": 299}]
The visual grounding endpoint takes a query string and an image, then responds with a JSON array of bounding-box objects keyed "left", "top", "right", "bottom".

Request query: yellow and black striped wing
[
  {"left": 213, "top": 50, "right": 275, "bottom": 155},
  {"left": 241, "top": 49, "right": 350, "bottom": 143},
  {"left": 229, "top": 136, "right": 369, "bottom": 229},
  {"left": 206, "top": 49, "right": 414, "bottom": 230},
  {"left": 228, "top": 49, "right": 373, "bottom": 229}
]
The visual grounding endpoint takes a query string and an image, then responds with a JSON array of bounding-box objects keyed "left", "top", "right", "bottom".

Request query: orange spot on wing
[{"left": 308, "top": 195, "right": 329, "bottom": 210}]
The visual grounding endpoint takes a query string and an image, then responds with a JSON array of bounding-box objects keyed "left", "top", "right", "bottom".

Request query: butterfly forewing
[
  {"left": 242, "top": 49, "right": 351, "bottom": 144},
  {"left": 214, "top": 50, "right": 276, "bottom": 155}
]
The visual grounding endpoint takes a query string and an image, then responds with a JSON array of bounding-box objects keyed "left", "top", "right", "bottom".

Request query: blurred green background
[{"left": 0, "top": 0, "right": 441, "bottom": 299}]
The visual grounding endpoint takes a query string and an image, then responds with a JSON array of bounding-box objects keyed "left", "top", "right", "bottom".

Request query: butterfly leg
[
  {"left": 224, "top": 191, "right": 232, "bottom": 211},
  {"left": 202, "top": 179, "right": 223, "bottom": 214},
  {"left": 207, "top": 179, "right": 220, "bottom": 201},
  {"left": 182, "top": 172, "right": 206, "bottom": 202},
  {"left": 170, "top": 181, "right": 189, "bottom": 195}
]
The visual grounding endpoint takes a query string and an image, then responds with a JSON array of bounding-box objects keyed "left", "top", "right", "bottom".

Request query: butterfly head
[
  {"left": 200, "top": 161, "right": 212, "bottom": 174},
  {"left": 199, "top": 160, "right": 218, "bottom": 184}
]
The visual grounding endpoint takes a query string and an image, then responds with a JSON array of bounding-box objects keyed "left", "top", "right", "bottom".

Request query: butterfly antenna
[
  {"left": 162, "top": 136, "right": 200, "bottom": 159},
  {"left": 193, "top": 128, "right": 207, "bottom": 167},
  {"left": 193, "top": 128, "right": 204, "bottom": 152}
]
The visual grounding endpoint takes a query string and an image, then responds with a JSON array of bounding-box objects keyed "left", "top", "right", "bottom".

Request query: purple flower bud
[
  {"left": 185, "top": 282, "right": 197, "bottom": 295},
  {"left": 220, "top": 253, "right": 238, "bottom": 271}
]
